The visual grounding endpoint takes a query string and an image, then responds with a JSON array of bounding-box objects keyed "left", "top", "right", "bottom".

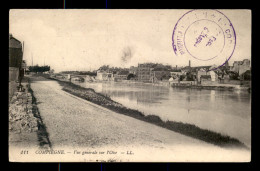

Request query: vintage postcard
[{"left": 9, "top": 9, "right": 251, "bottom": 162}]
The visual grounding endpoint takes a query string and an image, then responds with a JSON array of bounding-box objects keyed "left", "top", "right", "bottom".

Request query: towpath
[{"left": 28, "top": 76, "right": 250, "bottom": 162}]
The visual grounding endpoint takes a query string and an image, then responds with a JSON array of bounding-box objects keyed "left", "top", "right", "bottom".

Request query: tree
[
  {"left": 28, "top": 65, "right": 51, "bottom": 73},
  {"left": 242, "top": 70, "right": 251, "bottom": 80},
  {"left": 179, "top": 75, "right": 185, "bottom": 81},
  {"left": 127, "top": 73, "right": 136, "bottom": 80},
  {"left": 186, "top": 71, "right": 195, "bottom": 81},
  {"left": 98, "top": 65, "right": 110, "bottom": 71},
  {"left": 228, "top": 71, "right": 239, "bottom": 80}
]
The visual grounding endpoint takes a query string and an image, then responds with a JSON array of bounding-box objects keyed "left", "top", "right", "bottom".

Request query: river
[{"left": 73, "top": 80, "right": 251, "bottom": 148}]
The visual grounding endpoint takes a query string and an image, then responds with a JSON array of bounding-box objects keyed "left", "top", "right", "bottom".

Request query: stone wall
[{"left": 9, "top": 83, "right": 39, "bottom": 134}]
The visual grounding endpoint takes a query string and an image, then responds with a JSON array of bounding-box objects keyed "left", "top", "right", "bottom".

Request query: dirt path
[{"left": 27, "top": 76, "right": 250, "bottom": 162}]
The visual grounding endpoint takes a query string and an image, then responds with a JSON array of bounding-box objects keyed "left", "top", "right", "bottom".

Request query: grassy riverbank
[{"left": 48, "top": 77, "right": 248, "bottom": 149}]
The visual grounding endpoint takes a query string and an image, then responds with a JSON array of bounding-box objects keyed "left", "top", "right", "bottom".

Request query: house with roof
[
  {"left": 9, "top": 34, "right": 24, "bottom": 101},
  {"left": 9, "top": 34, "right": 23, "bottom": 82},
  {"left": 96, "top": 70, "right": 114, "bottom": 81},
  {"left": 196, "top": 65, "right": 219, "bottom": 84},
  {"left": 150, "top": 67, "right": 171, "bottom": 83},
  {"left": 114, "top": 70, "right": 129, "bottom": 81}
]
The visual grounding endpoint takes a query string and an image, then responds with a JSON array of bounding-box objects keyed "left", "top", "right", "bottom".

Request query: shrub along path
[{"left": 56, "top": 78, "right": 248, "bottom": 149}]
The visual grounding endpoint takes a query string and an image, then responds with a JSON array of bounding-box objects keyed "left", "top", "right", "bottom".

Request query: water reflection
[{"left": 73, "top": 81, "right": 251, "bottom": 147}]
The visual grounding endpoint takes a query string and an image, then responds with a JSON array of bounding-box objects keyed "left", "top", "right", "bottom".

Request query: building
[
  {"left": 170, "top": 70, "right": 182, "bottom": 80},
  {"left": 231, "top": 59, "right": 250, "bottom": 75},
  {"left": 114, "top": 70, "right": 129, "bottom": 81},
  {"left": 150, "top": 67, "right": 171, "bottom": 82},
  {"left": 197, "top": 69, "right": 207, "bottom": 82},
  {"left": 197, "top": 66, "right": 218, "bottom": 84},
  {"left": 9, "top": 34, "right": 23, "bottom": 82},
  {"left": 209, "top": 71, "right": 218, "bottom": 82},
  {"left": 238, "top": 59, "right": 250, "bottom": 76},
  {"left": 137, "top": 63, "right": 155, "bottom": 82},
  {"left": 9, "top": 34, "right": 24, "bottom": 102},
  {"left": 96, "top": 70, "right": 114, "bottom": 81}
]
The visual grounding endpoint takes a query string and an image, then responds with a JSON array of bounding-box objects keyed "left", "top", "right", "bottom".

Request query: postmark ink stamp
[{"left": 172, "top": 9, "right": 236, "bottom": 70}]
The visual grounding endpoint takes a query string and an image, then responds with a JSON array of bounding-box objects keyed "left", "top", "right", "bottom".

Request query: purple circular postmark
[{"left": 172, "top": 9, "right": 236, "bottom": 70}]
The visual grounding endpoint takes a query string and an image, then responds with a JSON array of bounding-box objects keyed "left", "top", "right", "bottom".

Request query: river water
[{"left": 73, "top": 81, "right": 251, "bottom": 148}]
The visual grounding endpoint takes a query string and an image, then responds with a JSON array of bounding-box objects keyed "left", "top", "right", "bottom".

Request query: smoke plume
[{"left": 121, "top": 46, "right": 134, "bottom": 63}]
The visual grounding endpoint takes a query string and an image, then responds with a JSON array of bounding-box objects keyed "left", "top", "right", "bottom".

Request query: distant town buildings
[
  {"left": 230, "top": 59, "right": 250, "bottom": 76},
  {"left": 55, "top": 57, "right": 250, "bottom": 86},
  {"left": 91, "top": 58, "right": 251, "bottom": 84}
]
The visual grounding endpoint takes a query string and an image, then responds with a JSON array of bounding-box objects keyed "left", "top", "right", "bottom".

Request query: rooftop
[{"left": 9, "top": 34, "right": 22, "bottom": 49}]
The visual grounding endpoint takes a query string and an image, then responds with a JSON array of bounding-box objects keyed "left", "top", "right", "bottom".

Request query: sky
[{"left": 9, "top": 9, "right": 251, "bottom": 72}]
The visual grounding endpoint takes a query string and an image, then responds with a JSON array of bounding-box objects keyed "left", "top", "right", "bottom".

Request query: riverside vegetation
[{"left": 47, "top": 76, "right": 248, "bottom": 149}]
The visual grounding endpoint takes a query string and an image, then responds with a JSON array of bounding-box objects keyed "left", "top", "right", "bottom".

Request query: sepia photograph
[{"left": 9, "top": 9, "right": 251, "bottom": 162}]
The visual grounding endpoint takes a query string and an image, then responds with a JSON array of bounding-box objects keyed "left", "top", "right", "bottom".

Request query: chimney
[
  {"left": 189, "top": 60, "right": 191, "bottom": 67},
  {"left": 176, "top": 65, "right": 177, "bottom": 70}
]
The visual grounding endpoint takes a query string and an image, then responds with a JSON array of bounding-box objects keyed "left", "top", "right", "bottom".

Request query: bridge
[{"left": 60, "top": 74, "right": 96, "bottom": 81}]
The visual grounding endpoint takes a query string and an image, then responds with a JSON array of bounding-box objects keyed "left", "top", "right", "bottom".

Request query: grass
[{"left": 48, "top": 76, "right": 248, "bottom": 149}]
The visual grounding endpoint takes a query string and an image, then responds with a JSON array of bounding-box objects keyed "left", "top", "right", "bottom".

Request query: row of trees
[
  {"left": 98, "top": 65, "right": 129, "bottom": 74},
  {"left": 60, "top": 71, "right": 97, "bottom": 76},
  {"left": 28, "top": 65, "right": 50, "bottom": 73}
]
